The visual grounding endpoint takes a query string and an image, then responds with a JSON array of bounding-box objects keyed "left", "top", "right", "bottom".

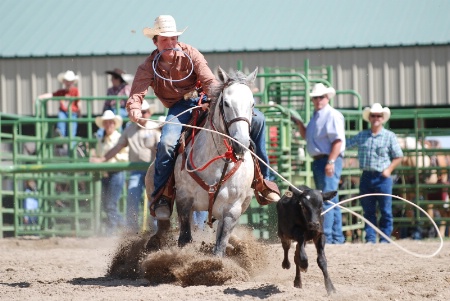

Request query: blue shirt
[
  {"left": 306, "top": 104, "right": 346, "bottom": 157},
  {"left": 347, "top": 128, "right": 403, "bottom": 172}
]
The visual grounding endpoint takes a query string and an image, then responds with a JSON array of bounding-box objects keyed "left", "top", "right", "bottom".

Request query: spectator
[
  {"left": 90, "top": 110, "right": 129, "bottom": 236},
  {"left": 104, "top": 68, "right": 134, "bottom": 118},
  {"left": 126, "top": 15, "right": 280, "bottom": 220},
  {"left": 291, "top": 83, "right": 346, "bottom": 244},
  {"left": 96, "top": 69, "right": 134, "bottom": 138},
  {"left": 39, "top": 70, "right": 80, "bottom": 138},
  {"left": 23, "top": 180, "right": 39, "bottom": 225},
  {"left": 91, "top": 100, "right": 159, "bottom": 233},
  {"left": 346, "top": 103, "right": 403, "bottom": 243}
]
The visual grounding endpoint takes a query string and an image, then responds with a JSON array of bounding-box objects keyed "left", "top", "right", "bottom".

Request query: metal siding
[{"left": 1, "top": 46, "right": 450, "bottom": 116}]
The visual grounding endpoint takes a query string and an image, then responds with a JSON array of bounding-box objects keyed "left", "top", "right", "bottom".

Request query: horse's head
[{"left": 210, "top": 67, "right": 257, "bottom": 159}]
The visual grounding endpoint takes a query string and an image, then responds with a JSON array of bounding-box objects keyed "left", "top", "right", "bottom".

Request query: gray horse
[{"left": 147, "top": 67, "right": 257, "bottom": 256}]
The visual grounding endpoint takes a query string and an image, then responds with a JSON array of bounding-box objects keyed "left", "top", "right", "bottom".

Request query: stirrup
[{"left": 152, "top": 196, "right": 171, "bottom": 220}]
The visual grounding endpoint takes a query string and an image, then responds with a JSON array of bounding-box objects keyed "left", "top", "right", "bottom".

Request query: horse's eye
[{"left": 223, "top": 101, "right": 230, "bottom": 108}]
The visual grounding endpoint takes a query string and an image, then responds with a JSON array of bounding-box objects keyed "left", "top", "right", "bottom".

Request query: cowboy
[
  {"left": 91, "top": 100, "right": 160, "bottom": 232},
  {"left": 104, "top": 68, "right": 134, "bottom": 118},
  {"left": 90, "top": 110, "right": 129, "bottom": 236},
  {"left": 291, "top": 83, "right": 346, "bottom": 244},
  {"left": 126, "top": 15, "right": 280, "bottom": 220},
  {"left": 346, "top": 103, "right": 403, "bottom": 243},
  {"left": 39, "top": 70, "right": 80, "bottom": 137}
]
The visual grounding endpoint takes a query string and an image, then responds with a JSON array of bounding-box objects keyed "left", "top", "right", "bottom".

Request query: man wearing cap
[
  {"left": 91, "top": 100, "right": 160, "bottom": 232},
  {"left": 347, "top": 103, "right": 403, "bottom": 243},
  {"left": 90, "top": 110, "right": 129, "bottom": 236},
  {"left": 291, "top": 83, "right": 346, "bottom": 244},
  {"left": 126, "top": 15, "right": 280, "bottom": 220}
]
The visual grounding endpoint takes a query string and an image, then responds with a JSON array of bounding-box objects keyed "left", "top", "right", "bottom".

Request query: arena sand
[{"left": 0, "top": 225, "right": 449, "bottom": 301}]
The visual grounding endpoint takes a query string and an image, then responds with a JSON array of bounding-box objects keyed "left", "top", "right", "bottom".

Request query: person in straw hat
[
  {"left": 91, "top": 101, "right": 159, "bottom": 233},
  {"left": 90, "top": 110, "right": 129, "bottom": 236},
  {"left": 291, "top": 82, "right": 346, "bottom": 244},
  {"left": 39, "top": 70, "right": 81, "bottom": 137},
  {"left": 126, "top": 15, "right": 280, "bottom": 220},
  {"left": 346, "top": 103, "right": 403, "bottom": 243}
]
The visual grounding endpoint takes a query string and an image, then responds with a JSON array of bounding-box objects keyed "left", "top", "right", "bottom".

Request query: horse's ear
[
  {"left": 217, "top": 66, "right": 229, "bottom": 83},
  {"left": 246, "top": 67, "right": 258, "bottom": 85}
]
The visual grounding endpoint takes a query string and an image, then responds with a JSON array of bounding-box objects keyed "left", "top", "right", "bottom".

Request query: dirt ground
[{"left": 0, "top": 226, "right": 449, "bottom": 301}]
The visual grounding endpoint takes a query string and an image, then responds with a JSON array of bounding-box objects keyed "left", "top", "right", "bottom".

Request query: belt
[{"left": 312, "top": 154, "right": 328, "bottom": 160}]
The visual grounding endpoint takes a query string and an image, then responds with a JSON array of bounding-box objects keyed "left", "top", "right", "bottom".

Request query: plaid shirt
[{"left": 346, "top": 128, "right": 403, "bottom": 172}]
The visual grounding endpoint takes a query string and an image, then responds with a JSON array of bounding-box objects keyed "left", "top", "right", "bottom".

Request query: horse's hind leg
[
  {"left": 177, "top": 198, "right": 193, "bottom": 247},
  {"left": 145, "top": 220, "right": 170, "bottom": 252}
]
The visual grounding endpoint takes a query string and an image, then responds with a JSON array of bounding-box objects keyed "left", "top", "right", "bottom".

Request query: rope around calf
[{"left": 137, "top": 110, "right": 444, "bottom": 258}]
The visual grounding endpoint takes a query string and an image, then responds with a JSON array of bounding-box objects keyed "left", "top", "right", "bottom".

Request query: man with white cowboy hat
[
  {"left": 39, "top": 70, "right": 81, "bottom": 138},
  {"left": 347, "top": 103, "right": 403, "bottom": 243},
  {"left": 90, "top": 110, "right": 129, "bottom": 236},
  {"left": 126, "top": 14, "right": 280, "bottom": 221},
  {"left": 91, "top": 100, "right": 160, "bottom": 232},
  {"left": 291, "top": 82, "right": 346, "bottom": 244}
]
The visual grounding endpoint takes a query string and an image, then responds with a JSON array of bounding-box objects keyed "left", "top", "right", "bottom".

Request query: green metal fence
[{"left": 2, "top": 60, "right": 448, "bottom": 241}]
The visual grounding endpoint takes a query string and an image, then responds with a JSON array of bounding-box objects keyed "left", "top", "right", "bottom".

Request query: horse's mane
[{"left": 208, "top": 70, "right": 253, "bottom": 114}]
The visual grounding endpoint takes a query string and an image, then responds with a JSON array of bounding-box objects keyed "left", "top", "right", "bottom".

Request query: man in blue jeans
[
  {"left": 292, "top": 83, "right": 346, "bottom": 244},
  {"left": 347, "top": 103, "right": 403, "bottom": 243}
]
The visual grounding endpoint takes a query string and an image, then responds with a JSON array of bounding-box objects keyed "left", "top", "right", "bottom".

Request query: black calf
[{"left": 276, "top": 185, "right": 337, "bottom": 295}]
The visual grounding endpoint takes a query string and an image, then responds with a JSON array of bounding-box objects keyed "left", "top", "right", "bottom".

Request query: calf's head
[{"left": 289, "top": 185, "right": 338, "bottom": 232}]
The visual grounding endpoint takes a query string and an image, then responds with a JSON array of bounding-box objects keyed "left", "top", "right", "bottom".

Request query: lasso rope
[
  {"left": 152, "top": 48, "right": 194, "bottom": 82},
  {"left": 136, "top": 106, "right": 444, "bottom": 258}
]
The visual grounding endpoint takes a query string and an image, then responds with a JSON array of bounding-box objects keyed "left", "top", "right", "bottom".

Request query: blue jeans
[
  {"left": 359, "top": 171, "right": 393, "bottom": 243},
  {"left": 126, "top": 170, "right": 157, "bottom": 232},
  {"left": 312, "top": 156, "right": 345, "bottom": 244},
  {"left": 193, "top": 211, "right": 208, "bottom": 230},
  {"left": 152, "top": 98, "right": 270, "bottom": 197},
  {"left": 57, "top": 110, "right": 78, "bottom": 137},
  {"left": 101, "top": 171, "right": 125, "bottom": 235}
]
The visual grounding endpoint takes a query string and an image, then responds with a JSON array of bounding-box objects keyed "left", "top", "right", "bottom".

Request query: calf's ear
[{"left": 322, "top": 190, "right": 337, "bottom": 201}]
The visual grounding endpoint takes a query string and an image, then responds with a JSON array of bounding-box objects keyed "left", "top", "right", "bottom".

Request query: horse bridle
[{"left": 216, "top": 83, "right": 252, "bottom": 136}]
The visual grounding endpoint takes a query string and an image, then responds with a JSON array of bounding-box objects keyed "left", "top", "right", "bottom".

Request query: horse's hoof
[{"left": 145, "top": 237, "right": 160, "bottom": 252}]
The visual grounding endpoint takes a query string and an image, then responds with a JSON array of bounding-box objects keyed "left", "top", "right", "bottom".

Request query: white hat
[
  {"left": 362, "top": 103, "right": 391, "bottom": 123},
  {"left": 141, "top": 100, "right": 156, "bottom": 114},
  {"left": 310, "top": 83, "right": 336, "bottom": 99},
  {"left": 143, "top": 15, "right": 187, "bottom": 39},
  {"left": 95, "top": 110, "right": 123, "bottom": 129},
  {"left": 57, "top": 70, "right": 79, "bottom": 83}
]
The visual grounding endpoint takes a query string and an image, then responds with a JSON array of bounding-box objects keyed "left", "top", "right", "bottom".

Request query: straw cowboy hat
[
  {"left": 362, "top": 103, "right": 391, "bottom": 123},
  {"left": 57, "top": 70, "right": 79, "bottom": 83},
  {"left": 95, "top": 110, "right": 123, "bottom": 129},
  {"left": 141, "top": 100, "right": 156, "bottom": 115},
  {"left": 105, "top": 68, "right": 134, "bottom": 84},
  {"left": 143, "top": 15, "right": 187, "bottom": 39},
  {"left": 310, "top": 83, "right": 336, "bottom": 99}
]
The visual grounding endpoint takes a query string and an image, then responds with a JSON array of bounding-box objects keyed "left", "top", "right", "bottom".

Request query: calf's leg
[
  {"left": 293, "top": 242, "right": 302, "bottom": 288},
  {"left": 280, "top": 237, "right": 291, "bottom": 269},
  {"left": 314, "top": 234, "right": 336, "bottom": 295}
]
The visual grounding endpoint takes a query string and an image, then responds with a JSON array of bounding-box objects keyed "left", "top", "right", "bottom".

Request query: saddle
[{"left": 149, "top": 107, "right": 278, "bottom": 220}]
